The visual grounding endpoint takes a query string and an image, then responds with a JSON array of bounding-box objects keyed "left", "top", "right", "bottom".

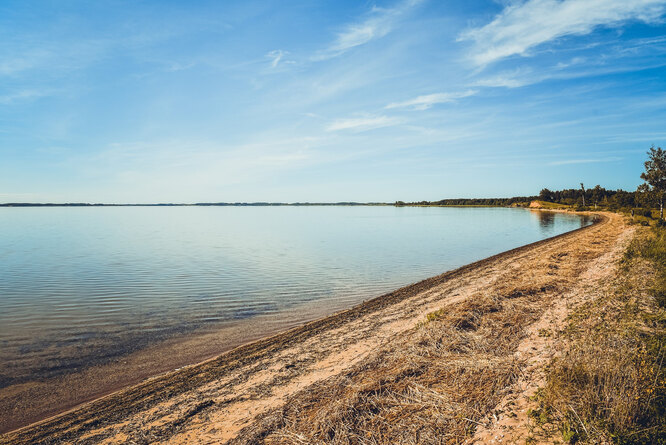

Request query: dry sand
[{"left": 1, "top": 211, "right": 629, "bottom": 444}]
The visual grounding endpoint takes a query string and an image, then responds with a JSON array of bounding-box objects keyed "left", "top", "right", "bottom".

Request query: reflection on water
[
  {"left": 580, "top": 214, "right": 594, "bottom": 227},
  {"left": 0, "top": 206, "right": 591, "bottom": 388},
  {"left": 534, "top": 209, "right": 594, "bottom": 231},
  {"left": 536, "top": 210, "right": 555, "bottom": 228}
]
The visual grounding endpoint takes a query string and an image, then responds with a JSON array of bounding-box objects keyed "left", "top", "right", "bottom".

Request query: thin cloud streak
[
  {"left": 458, "top": 0, "right": 666, "bottom": 67},
  {"left": 0, "top": 89, "right": 49, "bottom": 104},
  {"left": 266, "top": 49, "right": 288, "bottom": 68},
  {"left": 313, "top": 0, "right": 423, "bottom": 61},
  {"left": 386, "top": 89, "right": 478, "bottom": 110},
  {"left": 471, "top": 45, "right": 666, "bottom": 89},
  {"left": 472, "top": 72, "right": 531, "bottom": 88},
  {"left": 326, "top": 115, "right": 403, "bottom": 132},
  {"left": 548, "top": 157, "right": 622, "bottom": 166}
]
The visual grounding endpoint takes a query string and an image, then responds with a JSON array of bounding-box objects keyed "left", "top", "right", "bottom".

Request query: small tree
[
  {"left": 580, "top": 183, "right": 586, "bottom": 206},
  {"left": 591, "top": 185, "right": 602, "bottom": 209},
  {"left": 639, "top": 145, "right": 666, "bottom": 220},
  {"left": 539, "top": 188, "right": 553, "bottom": 202}
]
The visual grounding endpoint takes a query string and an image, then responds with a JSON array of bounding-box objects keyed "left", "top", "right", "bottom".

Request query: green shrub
[{"left": 633, "top": 208, "right": 653, "bottom": 218}]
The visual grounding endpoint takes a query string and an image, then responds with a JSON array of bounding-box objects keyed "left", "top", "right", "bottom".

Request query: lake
[{"left": 0, "top": 206, "right": 590, "bottom": 393}]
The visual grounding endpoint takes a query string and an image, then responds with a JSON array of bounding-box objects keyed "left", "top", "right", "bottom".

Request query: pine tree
[{"left": 639, "top": 145, "right": 666, "bottom": 220}]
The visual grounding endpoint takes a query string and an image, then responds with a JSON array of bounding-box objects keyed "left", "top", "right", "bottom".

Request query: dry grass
[
  {"left": 531, "top": 226, "right": 666, "bottom": 444},
  {"left": 232, "top": 286, "right": 558, "bottom": 445}
]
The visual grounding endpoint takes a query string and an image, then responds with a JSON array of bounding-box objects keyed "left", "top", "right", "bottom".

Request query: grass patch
[
  {"left": 534, "top": 226, "right": 666, "bottom": 444},
  {"left": 534, "top": 200, "right": 572, "bottom": 210},
  {"left": 626, "top": 226, "right": 666, "bottom": 308}
]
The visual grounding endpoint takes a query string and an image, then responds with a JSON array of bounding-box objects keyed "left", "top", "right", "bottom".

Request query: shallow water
[{"left": 0, "top": 206, "right": 590, "bottom": 388}]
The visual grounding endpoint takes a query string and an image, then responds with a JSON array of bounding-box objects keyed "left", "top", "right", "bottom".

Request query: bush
[{"left": 634, "top": 208, "right": 653, "bottom": 218}]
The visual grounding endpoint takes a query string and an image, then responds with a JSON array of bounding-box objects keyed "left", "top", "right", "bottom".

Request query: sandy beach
[{"left": 1, "top": 212, "right": 630, "bottom": 444}]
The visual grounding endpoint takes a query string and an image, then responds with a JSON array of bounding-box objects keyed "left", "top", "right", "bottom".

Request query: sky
[{"left": 1, "top": 0, "right": 666, "bottom": 203}]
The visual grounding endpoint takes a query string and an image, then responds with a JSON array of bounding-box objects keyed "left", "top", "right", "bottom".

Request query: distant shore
[{"left": 2, "top": 211, "right": 630, "bottom": 444}]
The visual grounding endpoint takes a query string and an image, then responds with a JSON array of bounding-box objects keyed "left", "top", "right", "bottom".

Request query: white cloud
[
  {"left": 266, "top": 49, "right": 288, "bottom": 68},
  {"left": 458, "top": 0, "right": 666, "bottom": 67},
  {"left": 326, "top": 115, "right": 403, "bottom": 132},
  {"left": 471, "top": 66, "right": 536, "bottom": 88},
  {"left": 385, "top": 89, "right": 478, "bottom": 110},
  {"left": 473, "top": 73, "right": 530, "bottom": 88},
  {"left": 314, "top": 0, "right": 423, "bottom": 60},
  {"left": 555, "top": 56, "right": 587, "bottom": 69}
]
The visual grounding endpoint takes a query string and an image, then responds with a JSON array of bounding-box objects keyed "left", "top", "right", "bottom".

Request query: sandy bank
[{"left": 1, "top": 212, "right": 628, "bottom": 444}]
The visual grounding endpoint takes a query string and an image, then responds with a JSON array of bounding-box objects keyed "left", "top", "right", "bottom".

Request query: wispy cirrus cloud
[
  {"left": 0, "top": 89, "right": 49, "bottom": 104},
  {"left": 472, "top": 59, "right": 666, "bottom": 89},
  {"left": 472, "top": 70, "right": 532, "bottom": 88},
  {"left": 548, "top": 156, "right": 622, "bottom": 166},
  {"left": 470, "top": 32, "right": 666, "bottom": 88},
  {"left": 313, "top": 0, "right": 423, "bottom": 60},
  {"left": 266, "top": 49, "right": 290, "bottom": 68},
  {"left": 326, "top": 115, "right": 403, "bottom": 132},
  {"left": 385, "top": 89, "right": 478, "bottom": 110},
  {"left": 458, "top": 0, "right": 666, "bottom": 67},
  {"left": 0, "top": 55, "right": 44, "bottom": 76}
]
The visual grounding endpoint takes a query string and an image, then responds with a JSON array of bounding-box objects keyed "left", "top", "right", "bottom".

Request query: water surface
[{"left": 0, "top": 206, "right": 590, "bottom": 389}]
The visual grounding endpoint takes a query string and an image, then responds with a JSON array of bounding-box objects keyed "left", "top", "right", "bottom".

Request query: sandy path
[
  {"left": 470, "top": 221, "right": 634, "bottom": 444},
  {"left": 2, "top": 212, "right": 626, "bottom": 445}
]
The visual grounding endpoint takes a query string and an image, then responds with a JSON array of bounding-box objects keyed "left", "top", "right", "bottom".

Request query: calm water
[{"left": 0, "top": 206, "right": 590, "bottom": 388}]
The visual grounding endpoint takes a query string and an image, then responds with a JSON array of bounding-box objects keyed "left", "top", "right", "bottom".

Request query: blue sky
[{"left": 1, "top": 0, "right": 666, "bottom": 203}]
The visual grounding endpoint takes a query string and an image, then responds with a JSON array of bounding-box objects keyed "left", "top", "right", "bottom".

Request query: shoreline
[
  {"left": 2, "top": 211, "right": 615, "bottom": 443},
  {"left": 0, "top": 208, "right": 591, "bottom": 434}
]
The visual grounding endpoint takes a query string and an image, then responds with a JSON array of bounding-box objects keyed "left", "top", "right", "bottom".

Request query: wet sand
[{"left": 1, "top": 212, "right": 627, "bottom": 444}]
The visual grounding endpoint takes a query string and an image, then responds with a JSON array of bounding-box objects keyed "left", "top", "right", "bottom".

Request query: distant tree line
[
  {"left": 396, "top": 146, "right": 666, "bottom": 220},
  {"left": 537, "top": 186, "right": 637, "bottom": 208},
  {"left": 397, "top": 187, "right": 642, "bottom": 211},
  {"left": 396, "top": 196, "right": 537, "bottom": 207}
]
